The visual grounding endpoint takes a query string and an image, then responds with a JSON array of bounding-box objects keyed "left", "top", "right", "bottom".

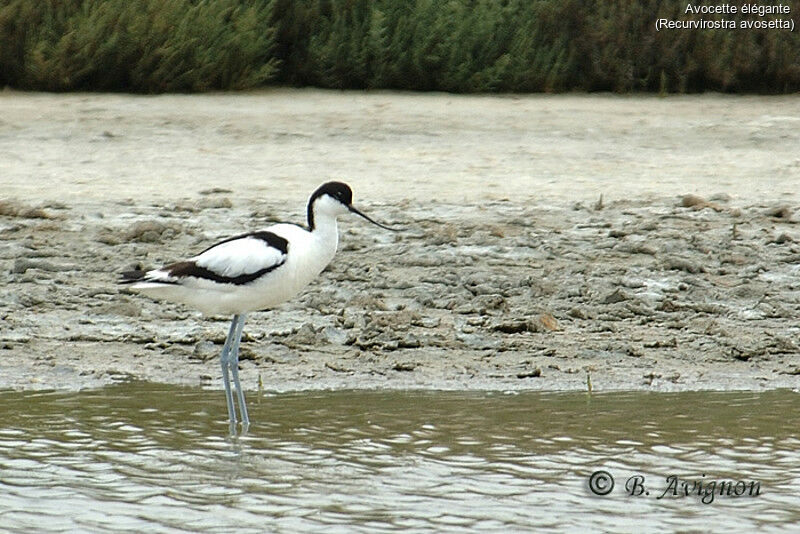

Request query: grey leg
[
  {"left": 229, "top": 314, "right": 250, "bottom": 428},
  {"left": 220, "top": 315, "right": 239, "bottom": 426}
]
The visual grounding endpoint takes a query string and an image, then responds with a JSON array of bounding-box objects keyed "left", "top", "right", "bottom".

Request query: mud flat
[{"left": 1, "top": 90, "right": 799, "bottom": 392}]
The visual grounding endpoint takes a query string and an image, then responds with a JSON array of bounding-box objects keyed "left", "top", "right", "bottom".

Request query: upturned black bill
[{"left": 349, "top": 205, "right": 398, "bottom": 231}]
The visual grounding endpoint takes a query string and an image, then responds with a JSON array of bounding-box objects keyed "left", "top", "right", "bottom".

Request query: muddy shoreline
[
  {"left": 2, "top": 193, "right": 799, "bottom": 393},
  {"left": 1, "top": 90, "right": 799, "bottom": 392}
]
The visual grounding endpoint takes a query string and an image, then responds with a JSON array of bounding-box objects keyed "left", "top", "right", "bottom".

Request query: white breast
[{"left": 266, "top": 223, "right": 339, "bottom": 295}]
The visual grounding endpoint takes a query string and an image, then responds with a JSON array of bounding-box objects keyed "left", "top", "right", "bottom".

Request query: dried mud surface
[
  {"left": 2, "top": 194, "right": 800, "bottom": 393},
  {"left": 1, "top": 90, "right": 799, "bottom": 393}
]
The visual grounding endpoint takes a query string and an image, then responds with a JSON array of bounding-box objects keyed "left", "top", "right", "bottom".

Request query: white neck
[
  {"left": 310, "top": 207, "right": 339, "bottom": 264},
  {"left": 311, "top": 208, "right": 339, "bottom": 236}
]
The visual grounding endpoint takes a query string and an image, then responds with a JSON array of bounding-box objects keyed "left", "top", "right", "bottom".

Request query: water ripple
[{"left": 0, "top": 385, "right": 798, "bottom": 532}]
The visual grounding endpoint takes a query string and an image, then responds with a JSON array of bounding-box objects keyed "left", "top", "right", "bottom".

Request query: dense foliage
[
  {"left": 0, "top": 0, "right": 277, "bottom": 91},
  {"left": 1, "top": 0, "right": 798, "bottom": 93}
]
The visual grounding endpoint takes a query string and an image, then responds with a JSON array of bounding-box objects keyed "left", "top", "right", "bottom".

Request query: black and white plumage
[{"left": 121, "top": 181, "right": 395, "bottom": 431}]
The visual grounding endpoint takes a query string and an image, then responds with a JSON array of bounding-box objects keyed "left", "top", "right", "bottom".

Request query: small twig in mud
[
  {"left": 594, "top": 194, "right": 604, "bottom": 211},
  {"left": 731, "top": 222, "right": 739, "bottom": 241},
  {"left": 586, "top": 372, "right": 593, "bottom": 394}
]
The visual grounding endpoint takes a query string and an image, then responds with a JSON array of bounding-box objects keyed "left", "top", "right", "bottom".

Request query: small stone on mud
[
  {"left": 534, "top": 314, "right": 560, "bottom": 331},
  {"left": 285, "top": 323, "right": 319, "bottom": 346},
  {"left": 0, "top": 200, "right": 51, "bottom": 219},
  {"left": 123, "top": 220, "right": 183, "bottom": 243},
  {"left": 399, "top": 334, "right": 421, "bottom": 348},
  {"left": 769, "top": 233, "right": 794, "bottom": 244},
  {"left": 489, "top": 225, "right": 505, "bottom": 238},
  {"left": 393, "top": 361, "right": 417, "bottom": 372},
  {"left": 680, "top": 194, "right": 722, "bottom": 211},
  {"left": 196, "top": 197, "right": 233, "bottom": 210},
  {"left": 567, "top": 307, "right": 590, "bottom": 319},
  {"left": 680, "top": 194, "right": 706, "bottom": 208},
  {"left": 323, "top": 326, "right": 349, "bottom": 345},
  {"left": 626, "top": 345, "right": 645, "bottom": 357},
  {"left": 192, "top": 341, "right": 217, "bottom": 361},
  {"left": 643, "top": 337, "right": 678, "bottom": 348},
  {"left": 493, "top": 314, "right": 559, "bottom": 334},
  {"left": 237, "top": 347, "right": 257, "bottom": 361},
  {"left": 764, "top": 204, "right": 793, "bottom": 219},
  {"left": 662, "top": 256, "right": 703, "bottom": 274},
  {"left": 643, "top": 372, "right": 661, "bottom": 385},
  {"left": 602, "top": 288, "right": 630, "bottom": 304},
  {"left": 516, "top": 368, "right": 542, "bottom": 379},
  {"left": 416, "top": 317, "right": 441, "bottom": 328},
  {"left": 12, "top": 258, "right": 62, "bottom": 274},
  {"left": 493, "top": 321, "right": 528, "bottom": 334}
]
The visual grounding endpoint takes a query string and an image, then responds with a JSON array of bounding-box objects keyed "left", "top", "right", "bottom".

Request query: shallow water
[{"left": 0, "top": 384, "right": 798, "bottom": 533}]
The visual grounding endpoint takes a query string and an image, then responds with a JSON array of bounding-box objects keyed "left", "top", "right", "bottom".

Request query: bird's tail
[{"left": 119, "top": 268, "right": 147, "bottom": 285}]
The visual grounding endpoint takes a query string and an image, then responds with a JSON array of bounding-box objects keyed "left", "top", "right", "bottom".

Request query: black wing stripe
[
  {"left": 161, "top": 259, "right": 286, "bottom": 286},
  {"left": 198, "top": 230, "right": 289, "bottom": 256}
]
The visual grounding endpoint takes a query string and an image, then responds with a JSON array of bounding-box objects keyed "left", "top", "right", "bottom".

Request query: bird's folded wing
[
  {"left": 193, "top": 232, "right": 288, "bottom": 279},
  {"left": 128, "top": 231, "right": 290, "bottom": 287}
]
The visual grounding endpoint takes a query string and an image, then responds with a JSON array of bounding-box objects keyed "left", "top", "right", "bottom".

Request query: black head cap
[
  {"left": 308, "top": 181, "right": 353, "bottom": 230},
  {"left": 311, "top": 181, "right": 352, "bottom": 206}
]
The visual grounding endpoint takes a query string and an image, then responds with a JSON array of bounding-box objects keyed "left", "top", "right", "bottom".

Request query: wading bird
[{"left": 121, "top": 182, "right": 395, "bottom": 431}]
